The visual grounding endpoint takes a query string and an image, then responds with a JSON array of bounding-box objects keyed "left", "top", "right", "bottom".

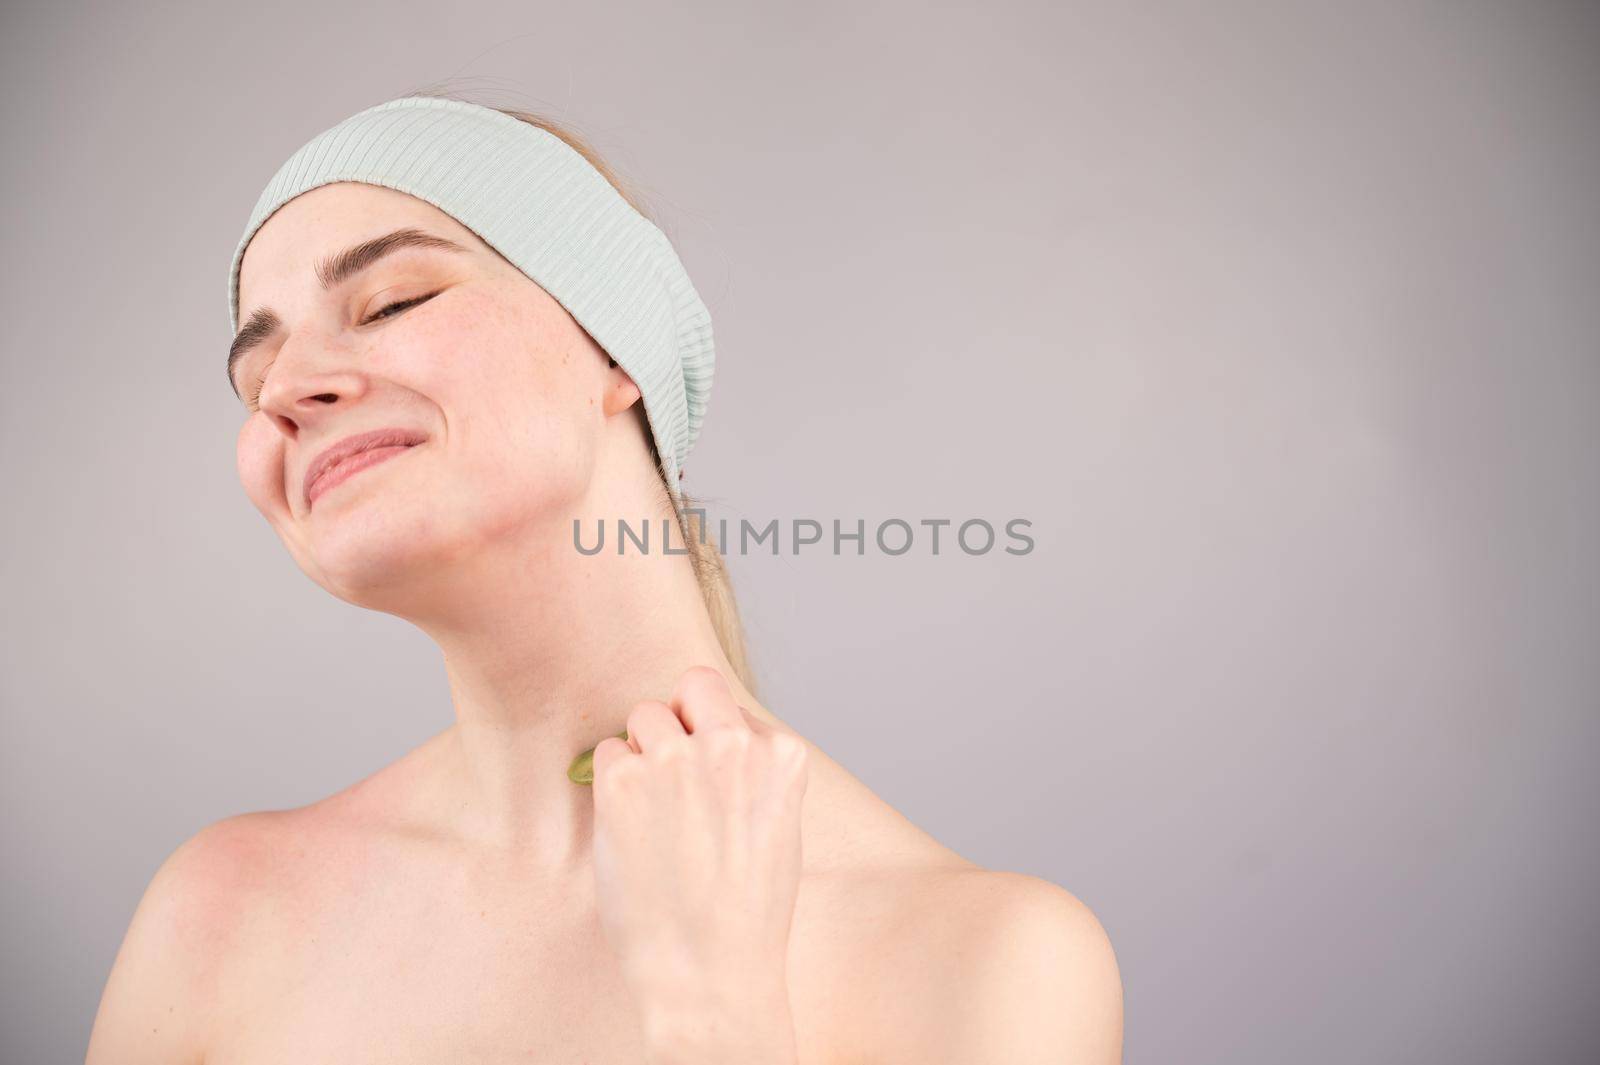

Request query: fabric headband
[{"left": 227, "top": 94, "right": 714, "bottom": 493}]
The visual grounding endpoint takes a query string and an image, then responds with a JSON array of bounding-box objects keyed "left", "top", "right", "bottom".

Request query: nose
[{"left": 255, "top": 335, "right": 370, "bottom": 440}]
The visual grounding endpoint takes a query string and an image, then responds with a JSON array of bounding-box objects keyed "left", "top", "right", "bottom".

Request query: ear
[{"left": 602, "top": 356, "right": 642, "bottom": 417}]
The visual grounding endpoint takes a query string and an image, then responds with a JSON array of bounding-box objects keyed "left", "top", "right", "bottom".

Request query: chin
[
  {"left": 291, "top": 469, "right": 578, "bottom": 610},
  {"left": 299, "top": 489, "right": 460, "bottom": 607}
]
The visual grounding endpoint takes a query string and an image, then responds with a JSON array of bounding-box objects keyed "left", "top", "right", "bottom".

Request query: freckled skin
[{"left": 225, "top": 182, "right": 639, "bottom": 619}]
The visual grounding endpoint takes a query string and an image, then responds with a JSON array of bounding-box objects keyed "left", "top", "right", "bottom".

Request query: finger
[
  {"left": 669, "top": 665, "right": 745, "bottom": 734},
  {"left": 588, "top": 734, "right": 634, "bottom": 783},
  {"left": 738, "top": 705, "right": 806, "bottom": 755},
  {"left": 737, "top": 703, "right": 776, "bottom": 735},
  {"left": 624, "top": 698, "right": 684, "bottom": 752},
  {"left": 573, "top": 727, "right": 627, "bottom": 777}
]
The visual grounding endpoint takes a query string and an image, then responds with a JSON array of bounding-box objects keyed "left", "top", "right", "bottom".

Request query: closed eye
[
  {"left": 245, "top": 292, "right": 441, "bottom": 411},
  {"left": 362, "top": 291, "right": 439, "bottom": 325}
]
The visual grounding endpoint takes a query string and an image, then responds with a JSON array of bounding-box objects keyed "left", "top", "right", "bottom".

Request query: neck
[{"left": 389, "top": 479, "right": 770, "bottom": 871}]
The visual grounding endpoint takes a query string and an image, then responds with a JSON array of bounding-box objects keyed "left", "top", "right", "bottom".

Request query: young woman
[{"left": 86, "top": 92, "right": 1121, "bottom": 1064}]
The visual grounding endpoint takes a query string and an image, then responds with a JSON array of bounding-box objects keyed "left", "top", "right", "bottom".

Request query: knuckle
[
  {"left": 596, "top": 757, "right": 635, "bottom": 793},
  {"left": 652, "top": 735, "right": 691, "bottom": 757},
  {"left": 655, "top": 735, "right": 693, "bottom": 764},
  {"left": 770, "top": 731, "right": 808, "bottom": 763},
  {"left": 705, "top": 725, "right": 750, "bottom": 756}
]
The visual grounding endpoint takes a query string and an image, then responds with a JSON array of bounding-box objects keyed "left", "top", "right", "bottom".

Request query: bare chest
[{"left": 203, "top": 867, "right": 896, "bottom": 1065}]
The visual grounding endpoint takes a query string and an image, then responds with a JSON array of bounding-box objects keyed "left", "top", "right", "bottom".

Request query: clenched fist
[{"left": 585, "top": 665, "right": 809, "bottom": 1058}]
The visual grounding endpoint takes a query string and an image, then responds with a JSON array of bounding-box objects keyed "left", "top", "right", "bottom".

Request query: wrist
[{"left": 638, "top": 978, "right": 799, "bottom": 1065}]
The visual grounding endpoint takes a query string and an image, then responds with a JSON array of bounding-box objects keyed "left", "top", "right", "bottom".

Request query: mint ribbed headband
[{"left": 227, "top": 94, "right": 714, "bottom": 491}]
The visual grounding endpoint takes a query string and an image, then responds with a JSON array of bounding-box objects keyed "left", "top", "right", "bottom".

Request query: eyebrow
[{"left": 227, "top": 227, "right": 470, "bottom": 397}]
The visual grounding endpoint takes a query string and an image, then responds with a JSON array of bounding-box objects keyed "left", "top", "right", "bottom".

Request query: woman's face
[{"left": 231, "top": 181, "right": 640, "bottom": 605}]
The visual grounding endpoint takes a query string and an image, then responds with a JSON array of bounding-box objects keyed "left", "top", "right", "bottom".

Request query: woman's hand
[{"left": 588, "top": 665, "right": 809, "bottom": 1063}]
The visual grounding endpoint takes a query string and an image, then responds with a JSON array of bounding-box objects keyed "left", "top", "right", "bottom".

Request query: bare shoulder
[
  {"left": 787, "top": 744, "right": 1122, "bottom": 1061},
  {"left": 85, "top": 809, "right": 300, "bottom": 1065},
  {"left": 84, "top": 741, "right": 445, "bottom": 1064},
  {"left": 863, "top": 867, "right": 1124, "bottom": 1065}
]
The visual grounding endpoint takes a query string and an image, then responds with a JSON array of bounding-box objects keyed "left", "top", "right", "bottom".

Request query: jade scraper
[{"left": 567, "top": 729, "right": 630, "bottom": 785}]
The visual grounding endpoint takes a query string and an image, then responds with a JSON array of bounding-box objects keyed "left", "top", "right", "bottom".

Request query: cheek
[
  {"left": 457, "top": 376, "right": 596, "bottom": 516},
  {"left": 236, "top": 416, "right": 288, "bottom": 513},
  {"left": 417, "top": 293, "right": 603, "bottom": 499},
  {"left": 417, "top": 288, "right": 585, "bottom": 399}
]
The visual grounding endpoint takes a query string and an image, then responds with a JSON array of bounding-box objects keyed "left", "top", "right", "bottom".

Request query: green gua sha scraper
[{"left": 567, "top": 729, "right": 630, "bottom": 785}]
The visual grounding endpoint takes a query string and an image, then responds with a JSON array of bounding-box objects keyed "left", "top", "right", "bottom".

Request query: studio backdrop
[{"left": 2, "top": 2, "right": 1596, "bottom": 1063}]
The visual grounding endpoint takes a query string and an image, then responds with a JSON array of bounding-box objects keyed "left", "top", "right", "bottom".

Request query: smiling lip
[{"left": 304, "top": 427, "right": 428, "bottom": 510}]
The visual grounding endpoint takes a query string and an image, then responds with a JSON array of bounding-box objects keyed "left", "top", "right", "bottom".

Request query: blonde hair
[{"left": 401, "top": 86, "right": 758, "bottom": 698}]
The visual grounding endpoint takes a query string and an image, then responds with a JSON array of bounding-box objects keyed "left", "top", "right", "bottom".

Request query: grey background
[{"left": 3, "top": 1, "right": 1596, "bottom": 1062}]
